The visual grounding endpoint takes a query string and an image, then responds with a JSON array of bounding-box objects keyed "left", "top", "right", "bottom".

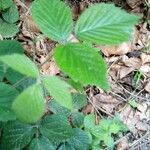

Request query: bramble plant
[{"left": 0, "top": 0, "right": 139, "bottom": 149}]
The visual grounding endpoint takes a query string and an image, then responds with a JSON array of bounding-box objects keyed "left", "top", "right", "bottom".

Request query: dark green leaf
[
  {"left": 1, "top": 121, "right": 35, "bottom": 150},
  {"left": 0, "top": 19, "right": 19, "bottom": 38},
  {"left": 75, "top": 3, "right": 139, "bottom": 45},
  {"left": 0, "top": 0, "right": 12, "bottom": 10},
  {"left": 12, "top": 84, "right": 45, "bottom": 123},
  {"left": 43, "top": 76, "right": 73, "bottom": 110},
  {"left": 31, "top": 0, "right": 73, "bottom": 42},
  {"left": 2, "top": 3, "right": 19, "bottom": 23},
  {"left": 29, "top": 136, "right": 55, "bottom": 150},
  {"left": 54, "top": 43, "right": 109, "bottom": 90},
  {"left": 40, "top": 114, "right": 74, "bottom": 142}
]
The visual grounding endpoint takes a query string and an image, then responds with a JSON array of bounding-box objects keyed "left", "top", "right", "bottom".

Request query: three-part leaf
[
  {"left": 54, "top": 43, "right": 109, "bottom": 90},
  {"left": 1, "top": 121, "right": 35, "bottom": 150},
  {"left": 12, "top": 84, "right": 45, "bottom": 123},
  {"left": 43, "top": 76, "right": 73, "bottom": 110},
  {"left": 0, "top": 54, "right": 39, "bottom": 78},
  {"left": 31, "top": 0, "right": 73, "bottom": 42},
  {"left": 75, "top": 3, "right": 139, "bottom": 45}
]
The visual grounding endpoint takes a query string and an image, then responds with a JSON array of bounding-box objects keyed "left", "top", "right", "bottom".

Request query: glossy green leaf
[
  {"left": 1, "top": 121, "right": 35, "bottom": 150},
  {"left": 75, "top": 3, "right": 139, "bottom": 45},
  {"left": 0, "top": 83, "right": 19, "bottom": 108},
  {"left": 29, "top": 137, "right": 55, "bottom": 150},
  {"left": 0, "top": 0, "right": 12, "bottom": 10},
  {"left": 54, "top": 43, "right": 109, "bottom": 90},
  {"left": 0, "top": 54, "right": 39, "bottom": 78},
  {"left": 43, "top": 76, "right": 73, "bottom": 110},
  {"left": 12, "top": 84, "right": 45, "bottom": 123},
  {"left": 40, "top": 114, "right": 74, "bottom": 142},
  {"left": 2, "top": 3, "right": 19, "bottom": 23},
  {"left": 0, "top": 19, "right": 19, "bottom": 38},
  {"left": 67, "top": 128, "right": 90, "bottom": 150},
  {"left": 31, "top": 0, "right": 73, "bottom": 42}
]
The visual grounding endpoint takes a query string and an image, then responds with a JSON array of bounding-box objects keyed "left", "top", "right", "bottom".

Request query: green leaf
[
  {"left": 54, "top": 43, "right": 109, "bottom": 90},
  {"left": 0, "top": 54, "right": 39, "bottom": 78},
  {"left": 84, "top": 113, "right": 96, "bottom": 130},
  {"left": 109, "top": 123, "right": 121, "bottom": 134},
  {"left": 2, "top": 3, "right": 19, "bottom": 23},
  {"left": 0, "top": 107, "right": 16, "bottom": 121},
  {"left": 75, "top": 3, "right": 139, "bottom": 45},
  {"left": 59, "top": 143, "right": 75, "bottom": 150},
  {"left": 31, "top": 0, "right": 73, "bottom": 42},
  {"left": 43, "top": 76, "right": 73, "bottom": 110},
  {"left": 67, "top": 128, "right": 90, "bottom": 150},
  {"left": 0, "top": 19, "right": 19, "bottom": 38},
  {"left": 12, "top": 84, "right": 45, "bottom": 123},
  {"left": 48, "top": 100, "right": 71, "bottom": 117},
  {"left": 0, "top": 83, "right": 19, "bottom": 108},
  {"left": 0, "top": 0, "right": 12, "bottom": 10},
  {"left": 71, "top": 112, "right": 84, "bottom": 128},
  {"left": 0, "top": 40, "right": 24, "bottom": 55},
  {"left": 72, "top": 93, "right": 87, "bottom": 110},
  {"left": 29, "top": 136, "right": 55, "bottom": 150},
  {"left": 40, "top": 114, "right": 74, "bottom": 142},
  {"left": 1, "top": 121, "right": 35, "bottom": 150},
  {"left": 103, "top": 134, "right": 114, "bottom": 149}
]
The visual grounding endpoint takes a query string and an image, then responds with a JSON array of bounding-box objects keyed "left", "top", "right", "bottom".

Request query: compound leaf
[
  {"left": 43, "top": 76, "right": 73, "bottom": 110},
  {"left": 12, "top": 84, "right": 45, "bottom": 123},
  {"left": 54, "top": 43, "right": 109, "bottom": 90},
  {"left": 0, "top": 54, "right": 39, "bottom": 78},
  {"left": 75, "top": 3, "right": 139, "bottom": 45},
  {"left": 31, "top": 0, "right": 73, "bottom": 42}
]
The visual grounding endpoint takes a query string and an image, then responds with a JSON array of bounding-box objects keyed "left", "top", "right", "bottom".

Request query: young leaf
[
  {"left": 54, "top": 43, "right": 109, "bottom": 90},
  {"left": 67, "top": 128, "right": 90, "bottom": 150},
  {"left": 0, "top": 83, "right": 19, "bottom": 108},
  {"left": 31, "top": 0, "right": 73, "bottom": 42},
  {"left": 43, "top": 76, "right": 73, "bottom": 110},
  {"left": 40, "top": 114, "right": 74, "bottom": 142},
  {"left": 2, "top": 3, "right": 19, "bottom": 23},
  {"left": 0, "top": 0, "right": 12, "bottom": 11},
  {"left": 0, "top": 19, "right": 19, "bottom": 38},
  {"left": 29, "top": 136, "right": 55, "bottom": 150},
  {"left": 12, "top": 84, "right": 45, "bottom": 123},
  {"left": 0, "top": 54, "right": 39, "bottom": 78},
  {"left": 75, "top": 3, "right": 139, "bottom": 45},
  {"left": 1, "top": 121, "right": 35, "bottom": 150}
]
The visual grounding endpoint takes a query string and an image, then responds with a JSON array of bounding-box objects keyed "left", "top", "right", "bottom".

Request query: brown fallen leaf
[{"left": 140, "top": 53, "right": 150, "bottom": 64}]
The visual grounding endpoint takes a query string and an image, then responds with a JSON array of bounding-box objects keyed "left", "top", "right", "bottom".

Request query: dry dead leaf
[
  {"left": 140, "top": 53, "right": 150, "bottom": 64},
  {"left": 145, "top": 81, "right": 150, "bottom": 93}
]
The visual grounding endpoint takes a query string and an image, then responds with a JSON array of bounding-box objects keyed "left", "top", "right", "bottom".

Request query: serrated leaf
[
  {"left": 0, "top": 0, "right": 12, "bottom": 10},
  {"left": 75, "top": 3, "right": 139, "bottom": 45},
  {"left": 72, "top": 93, "right": 87, "bottom": 110},
  {"left": 2, "top": 3, "right": 19, "bottom": 23},
  {"left": 43, "top": 76, "right": 73, "bottom": 110},
  {"left": 54, "top": 43, "right": 109, "bottom": 90},
  {"left": 12, "top": 84, "right": 45, "bottom": 123},
  {"left": 0, "top": 40, "right": 24, "bottom": 55},
  {"left": 40, "top": 114, "right": 74, "bottom": 142},
  {"left": 0, "top": 107, "right": 16, "bottom": 121},
  {"left": 0, "top": 54, "right": 39, "bottom": 78},
  {"left": 31, "top": 0, "right": 73, "bottom": 42},
  {"left": 0, "top": 83, "right": 19, "bottom": 108},
  {"left": 71, "top": 112, "right": 84, "bottom": 128},
  {"left": 1, "top": 121, "right": 35, "bottom": 150},
  {"left": 29, "top": 136, "right": 55, "bottom": 150},
  {"left": 67, "top": 128, "right": 90, "bottom": 150},
  {"left": 0, "top": 19, "right": 19, "bottom": 38},
  {"left": 48, "top": 100, "right": 71, "bottom": 117}
]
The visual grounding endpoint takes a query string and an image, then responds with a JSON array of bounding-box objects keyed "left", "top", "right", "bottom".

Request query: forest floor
[{"left": 15, "top": 0, "right": 150, "bottom": 149}]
